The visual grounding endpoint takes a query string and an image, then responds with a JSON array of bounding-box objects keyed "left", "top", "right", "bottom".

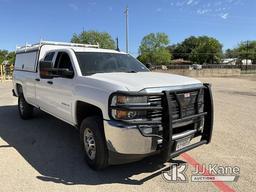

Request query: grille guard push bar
[
  {"left": 161, "top": 83, "right": 213, "bottom": 161},
  {"left": 108, "top": 83, "right": 214, "bottom": 160}
]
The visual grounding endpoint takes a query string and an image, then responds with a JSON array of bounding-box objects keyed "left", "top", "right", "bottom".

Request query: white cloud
[
  {"left": 68, "top": 3, "right": 78, "bottom": 11},
  {"left": 197, "top": 9, "right": 210, "bottom": 15},
  {"left": 193, "top": 1, "right": 199, "bottom": 5},
  {"left": 169, "top": 0, "right": 238, "bottom": 19},
  {"left": 176, "top": 1, "right": 185, "bottom": 7},
  {"left": 187, "top": 0, "right": 194, "bottom": 5},
  {"left": 221, "top": 13, "right": 229, "bottom": 19}
]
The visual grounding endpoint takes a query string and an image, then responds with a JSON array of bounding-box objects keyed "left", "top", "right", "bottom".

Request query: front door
[
  {"left": 45, "top": 51, "right": 75, "bottom": 123},
  {"left": 36, "top": 51, "right": 75, "bottom": 124}
]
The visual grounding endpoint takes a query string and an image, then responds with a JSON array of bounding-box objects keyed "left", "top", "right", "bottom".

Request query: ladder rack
[{"left": 16, "top": 40, "right": 100, "bottom": 52}]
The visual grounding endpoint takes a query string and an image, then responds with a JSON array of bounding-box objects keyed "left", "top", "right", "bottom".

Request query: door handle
[
  {"left": 47, "top": 81, "right": 53, "bottom": 85},
  {"left": 35, "top": 78, "right": 40, "bottom": 81}
]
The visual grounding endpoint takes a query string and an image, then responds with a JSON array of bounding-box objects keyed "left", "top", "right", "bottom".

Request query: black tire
[
  {"left": 80, "top": 116, "right": 108, "bottom": 170},
  {"left": 18, "top": 94, "right": 34, "bottom": 120}
]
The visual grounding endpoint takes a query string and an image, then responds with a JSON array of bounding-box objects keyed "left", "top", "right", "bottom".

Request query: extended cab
[{"left": 13, "top": 41, "right": 213, "bottom": 170}]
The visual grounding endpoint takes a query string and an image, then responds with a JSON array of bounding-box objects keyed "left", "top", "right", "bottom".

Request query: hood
[{"left": 87, "top": 72, "right": 202, "bottom": 92}]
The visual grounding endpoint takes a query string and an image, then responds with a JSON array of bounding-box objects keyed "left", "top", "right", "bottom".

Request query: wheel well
[
  {"left": 16, "top": 84, "right": 23, "bottom": 96},
  {"left": 76, "top": 101, "right": 103, "bottom": 127}
]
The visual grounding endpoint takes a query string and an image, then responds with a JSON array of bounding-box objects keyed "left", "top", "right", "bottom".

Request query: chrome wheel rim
[{"left": 83, "top": 128, "right": 96, "bottom": 160}]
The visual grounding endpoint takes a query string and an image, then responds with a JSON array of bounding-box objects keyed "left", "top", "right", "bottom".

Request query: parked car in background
[{"left": 192, "top": 64, "right": 203, "bottom": 70}]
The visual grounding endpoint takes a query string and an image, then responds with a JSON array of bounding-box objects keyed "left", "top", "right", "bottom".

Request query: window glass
[
  {"left": 55, "top": 52, "right": 74, "bottom": 71},
  {"left": 44, "top": 52, "right": 55, "bottom": 62},
  {"left": 76, "top": 52, "right": 149, "bottom": 75}
]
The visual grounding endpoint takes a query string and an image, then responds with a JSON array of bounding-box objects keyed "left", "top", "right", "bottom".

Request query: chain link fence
[{"left": 152, "top": 64, "right": 256, "bottom": 72}]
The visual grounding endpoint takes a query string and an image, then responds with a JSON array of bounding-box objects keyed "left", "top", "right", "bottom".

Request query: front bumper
[
  {"left": 104, "top": 120, "right": 154, "bottom": 154},
  {"left": 104, "top": 120, "right": 157, "bottom": 164},
  {"left": 104, "top": 84, "right": 214, "bottom": 164}
]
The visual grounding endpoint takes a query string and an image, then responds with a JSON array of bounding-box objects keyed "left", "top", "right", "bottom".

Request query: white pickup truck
[{"left": 12, "top": 41, "right": 213, "bottom": 170}]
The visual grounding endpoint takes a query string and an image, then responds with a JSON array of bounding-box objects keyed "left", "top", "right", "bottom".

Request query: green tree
[
  {"left": 235, "top": 41, "right": 256, "bottom": 63},
  {"left": 168, "top": 36, "right": 199, "bottom": 60},
  {"left": 0, "top": 50, "right": 15, "bottom": 65},
  {"left": 168, "top": 36, "right": 223, "bottom": 64},
  {"left": 0, "top": 50, "right": 8, "bottom": 64},
  {"left": 138, "top": 33, "right": 171, "bottom": 65},
  {"left": 71, "top": 30, "right": 115, "bottom": 49},
  {"left": 7, "top": 51, "right": 15, "bottom": 64},
  {"left": 224, "top": 48, "right": 237, "bottom": 58}
]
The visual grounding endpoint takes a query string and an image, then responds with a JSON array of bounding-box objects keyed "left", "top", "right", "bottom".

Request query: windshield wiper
[{"left": 125, "top": 70, "right": 137, "bottom": 73}]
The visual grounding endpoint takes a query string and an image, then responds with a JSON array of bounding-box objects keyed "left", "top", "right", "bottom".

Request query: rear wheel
[
  {"left": 18, "top": 94, "right": 34, "bottom": 120},
  {"left": 80, "top": 116, "right": 108, "bottom": 170}
]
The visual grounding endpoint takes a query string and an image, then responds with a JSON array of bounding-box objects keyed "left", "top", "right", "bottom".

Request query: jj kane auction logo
[{"left": 162, "top": 163, "right": 240, "bottom": 183}]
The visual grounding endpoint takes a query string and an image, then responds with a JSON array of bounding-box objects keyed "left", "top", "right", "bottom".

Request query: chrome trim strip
[
  {"left": 140, "top": 83, "right": 204, "bottom": 93},
  {"left": 172, "top": 129, "right": 197, "bottom": 140}
]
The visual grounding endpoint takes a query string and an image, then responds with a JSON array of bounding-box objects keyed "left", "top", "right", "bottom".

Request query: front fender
[{"left": 73, "top": 85, "right": 113, "bottom": 121}]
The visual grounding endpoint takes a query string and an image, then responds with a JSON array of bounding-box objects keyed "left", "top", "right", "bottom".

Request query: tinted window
[
  {"left": 44, "top": 52, "right": 55, "bottom": 62},
  {"left": 76, "top": 52, "right": 149, "bottom": 75},
  {"left": 55, "top": 52, "right": 74, "bottom": 71}
]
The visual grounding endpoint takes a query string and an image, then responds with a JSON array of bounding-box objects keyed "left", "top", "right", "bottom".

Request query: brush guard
[{"left": 160, "top": 83, "right": 214, "bottom": 161}]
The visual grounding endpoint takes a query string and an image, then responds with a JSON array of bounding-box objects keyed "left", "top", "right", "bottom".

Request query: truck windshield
[{"left": 76, "top": 52, "right": 149, "bottom": 75}]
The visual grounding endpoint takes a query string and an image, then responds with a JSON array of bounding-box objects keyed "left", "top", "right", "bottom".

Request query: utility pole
[
  {"left": 246, "top": 40, "right": 249, "bottom": 72},
  {"left": 116, "top": 37, "right": 120, "bottom": 52},
  {"left": 124, "top": 6, "right": 129, "bottom": 53}
]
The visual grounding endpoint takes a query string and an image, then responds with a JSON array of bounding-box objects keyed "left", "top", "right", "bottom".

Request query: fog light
[
  {"left": 139, "top": 125, "right": 153, "bottom": 134},
  {"left": 142, "top": 128, "right": 153, "bottom": 134},
  {"left": 115, "top": 110, "right": 128, "bottom": 119}
]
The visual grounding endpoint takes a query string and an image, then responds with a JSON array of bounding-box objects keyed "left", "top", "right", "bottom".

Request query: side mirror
[
  {"left": 39, "top": 61, "right": 74, "bottom": 79},
  {"left": 39, "top": 61, "right": 54, "bottom": 79}
]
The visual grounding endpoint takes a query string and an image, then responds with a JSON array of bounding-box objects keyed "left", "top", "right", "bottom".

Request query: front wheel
[
  {"left": 18, "top": 94, "right": 34, "bottom": 120},
  {"left": 80, "top": 116, "right": 108, "bottom": 170}
]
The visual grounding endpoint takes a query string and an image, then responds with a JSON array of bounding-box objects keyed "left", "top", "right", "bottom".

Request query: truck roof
[{"left": 72, "top": 47, "right": 125, "bottom": 54}]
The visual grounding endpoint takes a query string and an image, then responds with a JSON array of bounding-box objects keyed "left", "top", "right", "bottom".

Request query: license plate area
[{"left": 175, "top": 136, "right": 192, "bottom": 151}]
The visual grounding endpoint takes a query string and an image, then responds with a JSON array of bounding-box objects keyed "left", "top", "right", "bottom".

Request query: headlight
[
  {"left": 110, "top": 95, "right": 148, "bottom": 121},
  {"left": 111, "top": 95, "right": 148, "bottom": 106},
  {"left": 109, "top": 92, "right": 163, "bottom": 137}
]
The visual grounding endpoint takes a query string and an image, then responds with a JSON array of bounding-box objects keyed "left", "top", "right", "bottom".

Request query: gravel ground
[{"left": 0, "top": 76, "right": 255, "bottom": 192}]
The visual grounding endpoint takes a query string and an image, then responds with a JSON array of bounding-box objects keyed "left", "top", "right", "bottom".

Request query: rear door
[{"left": 35, "top": 51, "right": 56, "bottom": 111}]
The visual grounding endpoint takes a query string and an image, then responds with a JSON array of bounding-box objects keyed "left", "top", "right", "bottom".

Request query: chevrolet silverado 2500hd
[{"left": 12, "top": 41, "right": 213, "bottom": 170}]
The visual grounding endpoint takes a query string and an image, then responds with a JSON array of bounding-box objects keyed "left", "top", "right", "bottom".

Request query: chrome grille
[
  {"left": 147, "top": 96, "right": 162, "bottom": 121},
  {"left": 147, "top": 89, "right": 204, "bottom": 121}
]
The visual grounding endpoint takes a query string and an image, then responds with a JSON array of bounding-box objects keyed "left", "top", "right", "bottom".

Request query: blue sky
[{"left": 0, "top": 0, "right": 255, "bottom": 55}]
